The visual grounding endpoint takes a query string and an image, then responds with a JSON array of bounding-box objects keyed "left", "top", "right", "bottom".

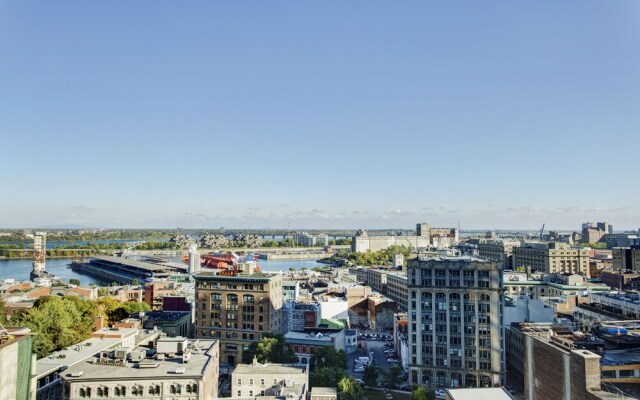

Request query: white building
[{"left": 231, "top": 358, "right": 308, "bottom": 400}]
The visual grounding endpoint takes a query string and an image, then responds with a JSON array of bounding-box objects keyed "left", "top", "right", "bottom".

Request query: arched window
[
  {"left": 97, "top": 388, "right": 103, "bottom": 397},
  {"left": 176, "top": 384, "right": 182, "bottom": 394},
  {"left": 103, "top": 388, "right": 108, "bottom": 397},
  {"left": 148, "top": 386, "right": 154, "bottom": 395},
  {"left": 170, "top": 385, "right": 176, "bottom": 394},
  {"left": 132, "top": 386, "right": 139, "bottom": 396},
  {"left": 121, "top": 387, "right": 126, "bottom": 396},
  {"left": 192, "top": 383, "right": 198, "bottom": 393},
  {"left": 79, "top": 388, "right": 86, "bottom": 398},
  {"left": 86, "top": 388, "right": 92, "bottom": 398},
  {"left": 155, "top": 385, "right": 161, "bottom": 395},
  {"left": 186, "top": 385, "right": 192, "bottom": 394},
  {"left": 114, "top": 387, "right": 120, "bottom": 396}
]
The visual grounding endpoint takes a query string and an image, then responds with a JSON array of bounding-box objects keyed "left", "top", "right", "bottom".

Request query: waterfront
[{"left": 0, "top": 257, "right": 327, "bottom": 286}]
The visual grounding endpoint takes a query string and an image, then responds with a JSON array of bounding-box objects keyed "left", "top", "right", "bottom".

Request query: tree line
[{"left": 4, "top": 296, "right": 150, "bottom": 358}]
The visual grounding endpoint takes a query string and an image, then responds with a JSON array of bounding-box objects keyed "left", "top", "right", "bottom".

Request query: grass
[{"left": 365, "top": 389, "right": 412, "bottom": 400}]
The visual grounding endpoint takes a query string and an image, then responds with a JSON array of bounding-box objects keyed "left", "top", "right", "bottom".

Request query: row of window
[
  {"left": 77, "top": 384, "right": 197, "bottom": 398},
  {"left": 237, "top": 377, "right": 279, "bottom": 386}
]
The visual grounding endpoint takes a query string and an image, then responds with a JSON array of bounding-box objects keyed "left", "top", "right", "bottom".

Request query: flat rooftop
[
  {"left": 36, "top": 328, "right": 138, "bottom": 378},
  {"left": 62, "top": 339, "right": 217, "bottom": 381},
  {"left": 311, "top": 387, "right": 337, "bottom": 396},
  {"left": 91, "top": 255, "right": 175, "bottom": 272},
  {"left": 446, "top": 387, "right": 513, "bottom": 400},
  {"left": 233, "top": 362, "right": 307, "bottom": 375}
]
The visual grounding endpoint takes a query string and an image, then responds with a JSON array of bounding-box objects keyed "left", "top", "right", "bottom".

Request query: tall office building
[
  {"left": 407, "top": 257, "right": 505, "bottom": 388},
  {"left": 193, "top": 269, "right": 283, "bottom": 366}
]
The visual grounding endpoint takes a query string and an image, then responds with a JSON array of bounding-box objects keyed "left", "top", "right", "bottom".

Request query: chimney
[{"left": 95, "top": 314, "right": 105, "bottom": 331}]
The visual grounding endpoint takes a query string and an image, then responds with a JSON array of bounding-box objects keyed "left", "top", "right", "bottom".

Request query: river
[{"left": 0, "top": 257, "right": 327, "bottom": 286}]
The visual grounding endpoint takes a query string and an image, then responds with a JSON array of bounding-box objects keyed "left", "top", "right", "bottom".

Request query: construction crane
[{"left": 539, "top": 224, "right": 545, "bottom": 241}]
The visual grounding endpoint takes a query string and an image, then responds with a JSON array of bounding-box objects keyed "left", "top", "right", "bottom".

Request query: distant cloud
[
  {"left": 278, "top": 203, "right": 290, "bottom": 208},
  {"left": 249, "top": 207, "right": 260, "bottom": 211},
  {"left": 353, "top": 209, "right": 368, "bottom": 214},
  {"left": 71, "top": 206, "right": 93, "bottom": 211}
]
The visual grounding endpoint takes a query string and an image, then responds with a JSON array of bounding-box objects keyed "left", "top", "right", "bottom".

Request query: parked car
[
  {"left": 386, "top": 358, "right": 399, "bottom": 363},
  {"left": 397, "top": 384, "right": 411, "bottom": 392},
  {"left": 385, "top": 394, "right": 393, "bottom": 400},
  {"left": 354, "top": 367, "right": 365, "bottom": 373},
  {"left": 435, "top": 389, "right": 446, "bottom": 398}
]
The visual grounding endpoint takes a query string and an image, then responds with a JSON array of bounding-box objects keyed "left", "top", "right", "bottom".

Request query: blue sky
[{"left": 1, "top": 1, "right": 639, "bottom": 230}]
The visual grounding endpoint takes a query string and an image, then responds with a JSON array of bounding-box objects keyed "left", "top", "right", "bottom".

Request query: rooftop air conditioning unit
[{"left": 175, "top": 367, "right": 186, "bottom": 374}]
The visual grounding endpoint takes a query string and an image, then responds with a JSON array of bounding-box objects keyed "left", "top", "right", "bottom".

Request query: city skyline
[{"left": 1, "top": 1, "right": 639, "bottom": 229}]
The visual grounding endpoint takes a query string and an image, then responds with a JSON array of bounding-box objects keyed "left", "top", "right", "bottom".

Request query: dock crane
[{"left": 539, "top": 224, "right": 545, "bottom": 241}]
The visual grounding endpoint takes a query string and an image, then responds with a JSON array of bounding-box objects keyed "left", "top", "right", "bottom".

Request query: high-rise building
[
  {"left": 30, "top": 232, "right": 46, "bottom": 280},
  {"left": 407, "top": 257, "right": 505, "bottom": 388},
  {"left": 193, "top": 271, "right": 283, "bottom": 366},
  {"left": 581, "top": 222, "right": 611, "bottom": 244}
]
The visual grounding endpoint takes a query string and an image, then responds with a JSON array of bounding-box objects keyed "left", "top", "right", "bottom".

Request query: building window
[
  {"left": 260, "top": 378, "right": 265, "bottom": 386},
  {"left": 249, "top": 378, "right": 254, "bottom": 385},
  {"left": 249, "top": 391, "right": 254, "bottom": 396},
  {"left": 237, "top": 378, "right": 242, "bottom": 385},
  {"left": 238, "top": 391, "right": 242, "bottom": 397}
]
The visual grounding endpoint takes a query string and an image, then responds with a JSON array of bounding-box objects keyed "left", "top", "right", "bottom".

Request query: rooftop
[
  {"left": 233, "top": 361, "right": 308, "bottom": 375},
  {"left": 311, "top": 387, "right": 337, "bottom": 396},
  {"left": 62, "top": 339, "right": 217, "bottom": 381},
  {"left": 35, "top": 328, "right": 138, "bottom": 378},
  {"left": 445, "top": 387, "right": 513, "bottom": 400},
  {"left": 91, "top": 255, "right": 174, "bottom": 272}
]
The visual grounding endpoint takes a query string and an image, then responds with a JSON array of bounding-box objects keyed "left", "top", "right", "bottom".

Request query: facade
[
  {"left": 284, "top": 330, "right": 345, "bottom": 365},
  {"left": 386, "top": 272, "right": 408, "bottom": 311},
  {"left": 142, "top": 311, "right": 193, "bottom": 337},
  {"left": 366, "top": 269, "right": 388, "bottom": 294},
  {"left": 282, "top": 300, "right": 319, "bottom": 334},
  {"left": 613, "top": 246, "right": 640, "bottom": 272},
  {"left": 521, "top": 326, "right": 635, "bottom": 400},
  {"left": 144, "top": 281, "right": 183, "bottom": 310},
  {"left": 477, "top": 240, "right": 519, "bottom": 269},
  {"left": 512, "top": 242, "right": 590, "bottom": 277},
  {"left": 0, "top": 327, "right": 33, "bottom": 400},
  {"left": 282, "top": 281, "right": 300, "bottom": 302},
  {"left": 193, "top": 272, "right": 283, "bottom": 366},
  {"left": 407, "top": 257, "right": 505, "bottom": 388},
  {"left": 231, "top": 358, "right": 308, "bottom": 400},
  {"left": 60, "top": 337, "right": 219, "bottom": 400}
]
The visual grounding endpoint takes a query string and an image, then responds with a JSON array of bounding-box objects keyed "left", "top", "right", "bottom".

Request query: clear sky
[{"left": 1, "top": 1, "right": 639, "bottom": 230}]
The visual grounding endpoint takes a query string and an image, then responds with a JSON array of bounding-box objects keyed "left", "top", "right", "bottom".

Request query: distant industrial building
[
  {"left": 582, "top": 222, "right": 612, "bottom": 244},
  {"left": 352, "top": 223, "right": 459, "bottom": 253},
  {"left": 407, "top": 257, "right": 505, "bottom": 388}
]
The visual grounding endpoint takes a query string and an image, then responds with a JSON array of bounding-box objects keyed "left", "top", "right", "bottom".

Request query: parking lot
[{"left": 347, "top": 331, "right": 407, "bottom": 389}]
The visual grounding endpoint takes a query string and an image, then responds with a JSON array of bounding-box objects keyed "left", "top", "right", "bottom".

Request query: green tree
[
  {"left": 131, "top": 278, "right": 140, "bottom": 286},
  {"left": 338, "top": 377, "right": 365, "bottom": 400},
  {"left": 312, "top": 367, "right": 346, "bottom": 387},
  {"left": 242, "top": 333, "right": 297, "bottom": 364},
  {"left": 313, "top": 347, "right": 347, "bottom": 369},
  {"left": 69, "top": 278, "right": 81, "bottom": 286},
  {"left": 0, "top": 297, "right": 8, "bottom": 324},
  {"left": 412, "top": 385, "right": 435, "bottom": 400},
  {"left": 363, "top": 364, "right": 378, "bottom": 387},
  {"left": 383, "top": 365, "right": 403, "bottom": 388}
]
